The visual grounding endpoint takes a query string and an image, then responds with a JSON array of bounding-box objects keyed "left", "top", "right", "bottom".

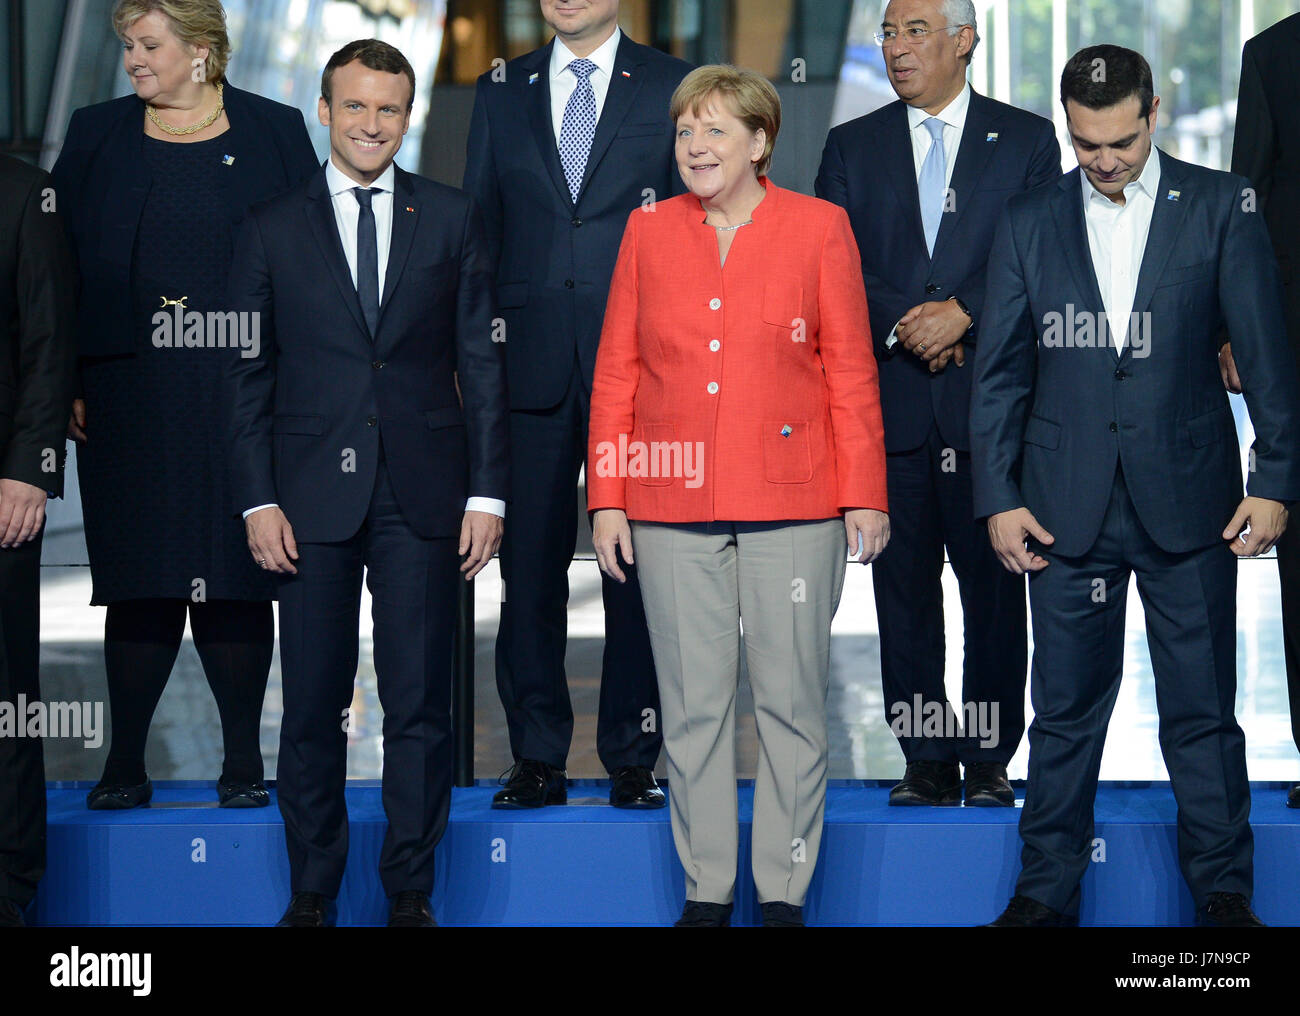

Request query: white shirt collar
[
  {"left": 326, "top": 156, "right": 396, "bottom": 197},
  {"left": 1081, "top": 144, "right": 1162, "bottom": 208},
  {"left": 551, "top": 26, "right": 622, "bottom": 82},
  {"left": 906, "top": 81, "right": 972, "bottom": 134}
]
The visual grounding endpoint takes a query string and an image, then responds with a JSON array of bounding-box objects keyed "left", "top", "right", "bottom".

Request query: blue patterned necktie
[
  {"left": 919, "top": 117, "right": 946, "bottom": 256},
  {"left": 559, "top": 58, "right": 598, "bottom": 203},
  {"left": 353, "top": 187, "right": 380, "bottom": 336}
]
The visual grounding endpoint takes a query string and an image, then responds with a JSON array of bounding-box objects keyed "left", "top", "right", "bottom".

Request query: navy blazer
[
  {"left": 816, "top": 90, "right": 1060, "bottom": 454},
  {"left": 463, "top": 34, "right": 692, "bottom": 411},
  {"left": 971, "top": 150, "right": 1300, "bottom": 557},
  {"left": 224, "top": 164, "right": 509, "bottom": 544},
  {"left": 50, "top": 83, "right": 319, "bottom": 357}
]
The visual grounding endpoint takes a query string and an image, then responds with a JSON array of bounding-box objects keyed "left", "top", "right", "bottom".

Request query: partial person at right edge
[
  {"left": 816, "top": 0, "right": 1059, "bottom": 808},
  {"left": 1223, "top": 11, "right": 1300, "bottom": 810}
]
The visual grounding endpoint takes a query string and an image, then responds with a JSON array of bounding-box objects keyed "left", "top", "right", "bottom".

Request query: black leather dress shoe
[
  {"left": 1288, "top": 784, "right": 1300, "bottom": 809},
  {"left": 889, "top": 761, "right": 961, "bottom": 805},
  {"left": 388, "top": 891, "right": 437, "bottom": 927},
  {"left": 86, "top": 777, "right": 152, "bottom": 810},
  {"left": 276, "top": 892, "right": 334, "bottom": 927},
  {"left": 217, "top": 777, "right": 270, "bottom": 809},
  {"left": 609, "top": 766, "right": 666, "bottom": 809},
  {"left": 674, "top": 901, "right": 732, "bottom": 927},
  {"left": 761, "top": 902, "right": 804, "bottom": 927},
  {"left": 985, "top": 894, "right": 1078, "bottom": 927},
  {"left": 1197, "top": 892, "right": 1266, "bottom": 927},
  {"left": 0, "top": 898, "right": 26, "bottom": 927},
  {"left": 964, "top": 762, "right": 1015, "bottom": 807},
  {"left": 492, "top": 759, "right": 567, "bottom": 809}
]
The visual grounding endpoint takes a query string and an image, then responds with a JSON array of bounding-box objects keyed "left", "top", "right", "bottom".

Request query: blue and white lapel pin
[
  {"left": 1166, "top": 189, "right": 1181, "bottom": 201},
  {"left": 985, "top": 132, "right": 998, "bottom": 142}
]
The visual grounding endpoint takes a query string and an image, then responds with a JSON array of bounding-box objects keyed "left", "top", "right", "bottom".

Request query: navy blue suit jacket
[
  {"left": 50, "top": 83, "right": 319, "bottom": 357},
  {"left": 971, "top": 150, "right": 1300, "bottom": 557},
  {"left": 463, "top": 35, "right": 691, "bottom": 410},
  {"left": 815, "top": 90, "right": 1060, "bottom": 454},
  {"left": 224, "top": 164, "right": 509, "bottom": 543}
]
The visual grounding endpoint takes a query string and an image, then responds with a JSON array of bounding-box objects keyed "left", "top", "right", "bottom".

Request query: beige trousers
[{"left": 630, "top": 518, "right": 847, "bottom": 906}]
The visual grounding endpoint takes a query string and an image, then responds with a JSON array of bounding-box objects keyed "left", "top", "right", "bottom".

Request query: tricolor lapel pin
[
  {"left": 405, "top": 206, "right": 415, "bottom": 213},
  {"left": 985, "top": 132, "right": 998, "bottom": 142},
  {"left": 1166, "top": 189, "right": 1181, "bottom": 201},
  {"left": 222, "top": 154, "right": 235, "bottom": 165}
]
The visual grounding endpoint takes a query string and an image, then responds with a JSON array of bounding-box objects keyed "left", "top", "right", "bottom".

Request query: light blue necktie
[
  {"left": 919, "top": 117, "right": 946, "bottom": 256},
  {"left": 559, "top": 59, "right": 598, "bottom": 203}
]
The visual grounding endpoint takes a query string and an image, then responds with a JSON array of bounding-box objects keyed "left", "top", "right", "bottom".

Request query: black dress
[{"left": 77, "top": 132, "right": 274, "bottom": 604}]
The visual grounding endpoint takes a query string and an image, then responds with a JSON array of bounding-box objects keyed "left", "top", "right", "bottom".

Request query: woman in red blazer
[{"left": 589, "top": 65, "right": 889, "bottom": 927}]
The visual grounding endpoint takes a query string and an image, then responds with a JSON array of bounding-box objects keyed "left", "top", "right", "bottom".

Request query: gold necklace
[{"left": 147, "top": 82, "right": 224, "bottom": 136}]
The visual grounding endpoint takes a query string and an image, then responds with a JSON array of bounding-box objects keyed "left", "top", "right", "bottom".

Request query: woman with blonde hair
[
  {"left": 52, "top": 0, "right": 318, "bottom": 809},
  {"left": 589, "top": 64, "right": 889, "bottom": 926}
]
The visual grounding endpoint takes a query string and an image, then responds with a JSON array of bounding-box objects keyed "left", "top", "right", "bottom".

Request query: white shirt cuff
[
  {"left": 885, "top": 320, "right": 902, "bottom": 350},
  {"left": 466, "top": 497, "right": 506, "bottom": 518},
  {"left": 242, "top": 503, "right": 278, "bottom": 519}
]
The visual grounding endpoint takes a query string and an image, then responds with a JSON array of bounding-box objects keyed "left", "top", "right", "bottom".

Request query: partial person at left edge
[
  {"left": 50, "top": 0, "right": 319, "bottom": 810},
  {"left": 0, "top": 154, "right": 78, "bottom": 929}
]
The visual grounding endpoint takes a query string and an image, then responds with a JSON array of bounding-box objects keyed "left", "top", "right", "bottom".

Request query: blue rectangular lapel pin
[
  {"left": 985, "top": 132, "right": 998, "bottom": 142},
  {"left": 222, "top": 154, "right": 235, "bottom": 165},
  {"left": 1166, "top": 189, "right": 1181, "bottom": 201},
  {"left": 528, "top": 72, "right": 539, "bottom": 85}
]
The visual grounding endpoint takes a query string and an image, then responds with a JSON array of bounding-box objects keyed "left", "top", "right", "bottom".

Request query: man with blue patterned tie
[
  {"left": 816, "top": 0, "right": 1059, "bottom": 808},
  {"left": 464, "top": 0, "right": 691, "bottom": 811}
]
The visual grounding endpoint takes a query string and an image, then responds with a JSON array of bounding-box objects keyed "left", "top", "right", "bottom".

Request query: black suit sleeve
[
  {"left": 223, "top": 212, "right": 279, "bottom": 515},
  {"left": 1218, "top": 176, "right": 1300, "bottom": 502},
  {"left": 1230, "top": 41, "right": 1274, "bottom": 211},
  {"left": 455, "top": 197, "right": 510, "bottom": 504},
  {"left": 970, "top": 201, "right": 1037, "bottom": 520},
  {"left": 280, "top": 106, "right": 322, "bottom": 186},
  {"left": 463, "top": 77, "right": 503, "bottom": 272},
  {"left": 2, "top": 170, "right": 77, "bottom": 495}
]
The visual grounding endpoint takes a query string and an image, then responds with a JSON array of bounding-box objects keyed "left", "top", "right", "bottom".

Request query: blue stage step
[{"left": 34, "top": 781, "right": 1300, "bottom": 926}]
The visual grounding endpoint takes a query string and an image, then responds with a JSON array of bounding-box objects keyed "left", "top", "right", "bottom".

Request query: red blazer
[{"left": 587, "top": 177, "right": 888, "bottom": 522}]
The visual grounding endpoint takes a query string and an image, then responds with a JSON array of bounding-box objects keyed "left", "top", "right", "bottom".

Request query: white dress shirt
[
  {"left": 243, "top": 155, "right": 505, "bottom": 520},
  {"left": 886, "top": 83, "right": 972, "bottom": 349},
  {"left": 1080, "top": 146, "right": 1161, "bottom": 351},
  {"left": 549, "top": 27, "right": 622, "bottom": 142}
]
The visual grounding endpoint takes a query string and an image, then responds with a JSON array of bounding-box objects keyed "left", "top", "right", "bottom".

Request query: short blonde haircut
[
  {"left": 112, "top": 0, "right": 231, "bottom": 83},
  {"left": 670, "top": 65, "right": 781, "bottom": 177}
]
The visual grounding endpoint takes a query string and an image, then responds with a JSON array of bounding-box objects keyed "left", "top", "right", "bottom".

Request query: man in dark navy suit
[
  {"left": 226, "top": 40, "right": 508, "bottom": 927},
  {"left": 816, "top": 0, "right": 1058, "bottom": 808},
  {"left": 0, "top": 154, "right": 77, "bottom": 927},
  {"left": 973, "top": 45, "right": 1300, "bottom": 927},
  {"left": 1226, "top": 12, "right": 1300, "bottom": 809},
  {"left": 463, "top": 0, "right": 691, "bottom": 810}
]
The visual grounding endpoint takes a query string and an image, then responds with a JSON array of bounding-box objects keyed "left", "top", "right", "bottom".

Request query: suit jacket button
[
  {"left": 709, "top": 340, "right": 720, "bottom": 351},
  {"left": 571, "top": 217, "right": 583, "bottom": 227},
  {"left": 925, "top": 283, "right": 940, "bottom": 294},
  {"left": 1113, "top": 369, "right": 1126, "bottom": 380},
  {"left": 367, "top": 416, "right": 377, "bottom": 427},
  {"left": 707, "top": 382, "right": 719, "bottom": 394},
  {"left": 372, "top": 360, "right": 385, "bottom": 370},
  {"left": 565, "top": 279, "right": 575, "bottom": 288},
  {"left": 1108, "top": 421, "right": 1118, "bottom": 432},
  {"left": 709, "top": 298, "right": 722, "bottom": 310}
]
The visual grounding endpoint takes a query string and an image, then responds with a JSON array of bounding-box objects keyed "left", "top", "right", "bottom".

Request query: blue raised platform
[{"left": 34, "top": 780, "right": 1300, "bottom": 926}]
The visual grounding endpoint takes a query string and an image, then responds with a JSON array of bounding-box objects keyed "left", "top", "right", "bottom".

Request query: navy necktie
[{"left": 353, "top": 187, "right": 379, "bottom": 335}]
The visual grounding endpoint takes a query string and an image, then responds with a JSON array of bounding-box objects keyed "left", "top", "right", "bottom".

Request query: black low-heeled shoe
[
  {"left": 86, "top": 777, "right": 152, "bottom": 810},
  {"left": 217, "top": 777, "right": 270, "bottom": 808}
]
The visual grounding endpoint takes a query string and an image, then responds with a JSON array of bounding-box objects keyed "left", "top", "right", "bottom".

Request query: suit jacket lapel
[
  {"left": 879, "top": 102, "right": 927, "bottom": 255},
  {"left": 525, "top": 42, "right": 573, "bottom": 208},
  {"left": 933, "top": 92, "right": 999, "bottom": 255},
  {"left": 575, "top": 37, "right": 647, "bottom": 205},
  {"left": 379, "top": 167, "right": 418, "bottom": 334},
  {"left": 1128, "top": 150, "right": 1188, "bottom": 325},
  {"left": 305, "top": 169, "right": 370, "bottom": 339},
  {"left": 1051, "top": 170, "right": 1112, "bottom": 352}
]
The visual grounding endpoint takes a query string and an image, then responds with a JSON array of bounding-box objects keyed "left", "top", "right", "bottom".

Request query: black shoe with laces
[
  {"left": 889, "top": 760, "right": 961, "bottom": 805},
  {"left": 1197, "top": 892, "right": 1265, "bottom": 927},
  {"left": 491, "top": 759, "right": 567, "bottom": 808},
  {"left": 985, "top": 894, "right": 1078, "bottom": 927},
  {"left": 388, "top": 891, "right": 437, "bottom": 927},
  {"left": 275, "top": 891, "right": 334, "bottom": 927},
  {"left": 674, "top": 901, "right": 732, "bottom": 927},
  {"left": 608, "top": 765, "right": 666, "bottom": 808},
  {"left": 963, "top": 762, "right": 1015, "bottom": 807}
]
